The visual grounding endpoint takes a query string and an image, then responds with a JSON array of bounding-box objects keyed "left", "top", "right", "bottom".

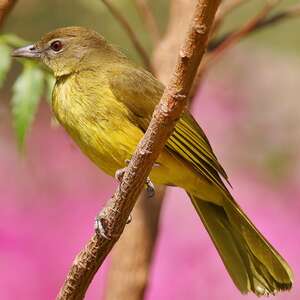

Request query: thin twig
[
  {"left": 189, "top": 0, "right": 281, "bottom": 98},
  {"left": 134, "top": 0, "right": 161, "bottom": 46},
  {"left": 56, "top": 1, "right": 221, "bottom": 299},
  {"left": 206, "top": 0, "right": 280, "bottom": 69},
  {"left": 218, "top": 0, "right": 250, "bottom": 19},
  {"left": 212, "top": 0, "right": 250, "bottom": 36},
  {"left": 209, "top": 3, "right": 300, "bottom": 51},
  {"left": 100, "top": 0, "right": 154, "bottom": 73},
  {"left": 0, "top": 0, "right": 17, "bottom": 28}
]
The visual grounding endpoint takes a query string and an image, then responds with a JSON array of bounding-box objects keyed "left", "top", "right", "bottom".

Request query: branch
[
  {"left": 103, "top": 187, "right": 165, "bottom": 300},
  {"left": 205, "top": 0, "right": 280, "bottom": 69},
  {"left": 211, "top": 0, "right": 250, "bottom": 36},
  {"left": 100, "top": 0, "right": 154, "bottom": 73},
  {"left": 0, "top": 0, "right": 17, "bottom": 28},
  {"left": 56, "top": 0, "right": 221, "bottom": 299},
  {"left": 209, "top": 3, "right": 300, "bottom": 51},
  {"left": 189, "top": 0, "right": 282, "bottom": 97},
  {"left": 134, "top": 0, "right": 161, "bottom": 46},
  {"left": 103, "top": 3, "right": 195, "bottom": 298},
  {"left": 218, "top": 0, "right": 249, "bottom": 19}
]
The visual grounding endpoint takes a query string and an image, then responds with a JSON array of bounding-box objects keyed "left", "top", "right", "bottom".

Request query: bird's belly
[{"left": 66, "top": 117, "right": 145, "bottom": 177}]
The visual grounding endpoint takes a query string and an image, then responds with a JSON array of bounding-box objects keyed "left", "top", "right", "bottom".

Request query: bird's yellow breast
[{"left": 52, "top": 72, "right": 144, "bottom": 176}]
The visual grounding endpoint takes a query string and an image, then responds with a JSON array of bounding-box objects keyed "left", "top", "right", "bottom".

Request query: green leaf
[
  {"left": 12, "top": 63, "right": 44, "bottom": 149},
  {"left": 0, "top": 43, "right": 11, "bottom": 88},
  {"left": 0, "top": 33, "right": 29, "bottom": 48}
]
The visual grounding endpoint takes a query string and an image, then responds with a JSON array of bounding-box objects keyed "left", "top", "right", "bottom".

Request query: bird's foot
[
  {"left": 145, "top": 177, "right": 155, "bottom": 198},
  {"left": 114, "top": 159, "right": 131, "bottom": 182},
  {"left": 94, "top": 215, "right": 111, "bottom": 239},
  {"left": 126, "top": 214, "right": 132, "bottom": 224},
  {"left": 115, "top": 160, "right": 158, "bottom": 198},
  {"left": 94, "top": 213, "right": 132, "bottom": 240}
]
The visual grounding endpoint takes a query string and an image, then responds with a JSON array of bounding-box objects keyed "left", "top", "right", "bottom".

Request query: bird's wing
[
  {"left": 167, "top": 113, "right": 231, "bottom": 192},
  {"left": 109, "top": 64, "right": 230, "bottom": 190},
  {"left": 108, "top": 64, "right": 163, "bottom": 129}
]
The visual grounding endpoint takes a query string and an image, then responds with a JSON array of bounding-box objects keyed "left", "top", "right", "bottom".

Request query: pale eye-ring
[{"left": 50, "top": 40, "right": 63, "bottom": 52}]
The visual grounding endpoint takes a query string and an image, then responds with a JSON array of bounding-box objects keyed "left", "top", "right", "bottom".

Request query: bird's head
[{"left": 12, "top": 26, "right": 120, "bottom": 77}]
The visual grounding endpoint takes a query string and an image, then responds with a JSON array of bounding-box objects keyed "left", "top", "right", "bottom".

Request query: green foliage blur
[{"left": 0, "top": 0, "right": 299, "bottom": 148}]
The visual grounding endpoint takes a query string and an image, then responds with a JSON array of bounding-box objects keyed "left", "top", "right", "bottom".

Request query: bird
[{"left": 12, "top": 26, "right": 293, "bottom": 296}]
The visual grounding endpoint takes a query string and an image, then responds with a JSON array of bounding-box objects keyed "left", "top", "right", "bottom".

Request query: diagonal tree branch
[
  {"left": 103, "top": 2, "right": 196, "bottom": 299},
  {"left": 0, "top": 0, "right": 17, "bottom": 28},
  {"left": 56, "top": 0, "right": 221, "bottom": 299},
  {"left": 103, "top": 187, "right": 165, "bottom": 300},
  {"left": 100, "top": 0, "right": 154, "bottom": 73}
]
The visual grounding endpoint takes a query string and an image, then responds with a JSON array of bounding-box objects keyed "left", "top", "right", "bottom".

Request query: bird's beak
[{"left": 11, "top": 44, "right": 41, "bottom": 59}]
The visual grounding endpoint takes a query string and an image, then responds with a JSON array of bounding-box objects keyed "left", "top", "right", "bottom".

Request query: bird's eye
[{"left": 50, "top": 40, "right": 63, "bottom": 52}]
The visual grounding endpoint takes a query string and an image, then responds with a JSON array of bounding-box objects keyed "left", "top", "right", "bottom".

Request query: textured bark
[
  {"left": 103, "top": 4, "right": 196, "bottom": 299},
  {"left": 56, "top": 1, "right": 221, "bottom": 299},
  {"left": 0, "top": 0, "right": 17, "bottom": 27},
  {"left": 103, "top": 187, "right": 164, "bottom": 300}
]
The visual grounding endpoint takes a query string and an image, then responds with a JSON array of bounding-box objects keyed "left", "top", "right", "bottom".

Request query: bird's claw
[
  {"left": 94, "top": 213, "right": 132, "bottom": 239},
  {"left": 94, "top": 216, "right": 111, "bottom": 240},
  {"left": 126, "top": 214, "right": 132, "bottom": 224},
  {"left": 115, "top": 160, "right": 157, "bottom": 198},
  {"left": 115, "top": 167, "right": 126, "bottom": 182},
  {"left": 115, "top": 159, "right": 131, "bottom": 182},
  {"left": 145, "top": 177, "right": 155, "bottom": 198}
]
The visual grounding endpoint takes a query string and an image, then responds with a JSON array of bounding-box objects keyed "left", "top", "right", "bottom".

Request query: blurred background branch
[
  {"left": 212, "top": 0, "right": 250, "bottom": 37},
  {"left": 133, "top": 0, "right": 161, "bottom": 46},
  {"left": 0, "top": 0, "right": 17, "bottom": 28},
  {"left": 190, "top": 0, "right": 300, "bottom": 97},
  {"left": 100, "top": 0, "right": 153, "bottom": 73},
  {"left": 209, "top": 2, "right": 300, "bottom": 51},
  {"left": 202, "top": 0, "right": 280, "bottom": 74}
]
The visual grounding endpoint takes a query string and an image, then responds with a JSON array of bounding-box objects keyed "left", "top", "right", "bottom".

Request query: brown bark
[
  {"left": 0, "top": 0, "right": 17, "bottom": 27},
  {"left": 103, "top": 187, "right": 164, "bottom": 300},
  {"left": 103, "top": 3, "right": 196, "bottom": 300},
  {"left": 56, "top": 1, "right": 221, "bottom": 299}
]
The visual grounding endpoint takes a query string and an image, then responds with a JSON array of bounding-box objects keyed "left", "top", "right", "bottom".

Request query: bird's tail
[{"left": 188, "top": 193, "right": 293, "bottom": 296}]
